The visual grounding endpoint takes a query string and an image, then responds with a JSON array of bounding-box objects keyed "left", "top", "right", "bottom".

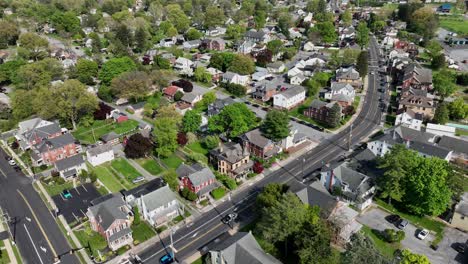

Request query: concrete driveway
[{"left": 358, "top": 207, "right": 468, "bottom": 264}]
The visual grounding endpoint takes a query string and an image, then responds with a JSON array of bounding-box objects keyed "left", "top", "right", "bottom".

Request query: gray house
[{"left": 54, "top": 154, "right": 87, "bottom": 180}]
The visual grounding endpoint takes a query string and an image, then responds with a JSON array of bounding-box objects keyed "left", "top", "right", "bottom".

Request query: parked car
[
  {"left": 159, "top": 253, "right": 174, "bottom": 264},
  {"left": 455, "top": 241, "right": 467, "bottom": 254},
  {"left": 417, "top": 229, "right": 429, "bottom": 240},
  {"left": 132, "top": 176, "right": 145, "bottom": 184},
  {"left": 8, "top": 159, "right": 16, "bottom": 166},
  {"left": 386, "top": 214, "right": 401, "bottom": 224},
  {"left": 13, "top": 165, "right": 21, "bottom": 172},
  {"left": 62, "top": 189, "right": 72, "bottom": 199},
  {"left": 397, "top": 219, "right": 409, "bottom": 229},
  {"left": 4, "top": 155, "right": 12, "bottom": 161}
]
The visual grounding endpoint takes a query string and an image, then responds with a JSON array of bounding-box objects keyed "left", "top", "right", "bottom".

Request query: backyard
[
  {"left": 161, "top": 154, "right": 184, "bottom": 169},
  {"left": 74, "top": 223, "right": 108, "bottom": 260},
  {"left": 186, "top": 141, "right": 209, "bottom": 155},
  {"left": 92, "top": 165, "right": 126, "bottom": 192},
  {"left": 111, "top": 158, "right": 141, "bottom": 182},
  {"left": 439, "top": 15, "right": 468, "bottom": 36},
  {"left": 361, "top": 225, "right": 399, "bottom": 258},
  {"left": 136, "top": 158, "right": 163, "bottom": 175},
  {"left": 72, "top": 119, "right": 139, "bottom": 144}
]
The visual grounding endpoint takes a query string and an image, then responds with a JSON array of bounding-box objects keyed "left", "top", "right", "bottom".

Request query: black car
[
  {"left": 4, "top": 155, "right": 11, "bottom": 161},
  {"left": 386, "top": 214, "right": 401, "bottom": 224},
  {"left": 245, "top": 101, "right": 251, "bottom": 105},
  {"left": 13, "top": 165, "right": 21, "bottom": 172},
  {"left": 456, "top": 242, "right": 466, "bottom": 254}
]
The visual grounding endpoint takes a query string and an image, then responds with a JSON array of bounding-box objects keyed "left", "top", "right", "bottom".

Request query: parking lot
[
  {"left": 358, "top": 207, "right": 468, "bottom": 264},
  {"left": 52, "top": 183, "right": 102, "bottom": 224}
]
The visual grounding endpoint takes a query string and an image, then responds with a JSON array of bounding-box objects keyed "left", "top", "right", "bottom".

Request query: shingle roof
[
  {"left": 330, "top": 82, "right": 354, "bottom": 93},
  {"left": 181, "top": 92, "right": 199, "bottom": 103},
  {"left": 277, "top": 86, "right": 305, "bottom": 99},
  {"left": 24, "top": 122, "right": 61, "bottom": 141},
  {"left": 336, "top": 67, "right": 360, "bottom": 80},
  {"left": 122, "top": 178, "right": 165, "bottom": 198},
  {"left": 244, "top": 30, "right": 266, "bottom": 40},
  {"left": 409, "top": 141, "right": 451, "bottom": 159},
  {"left": 437, "top": 136, "right": 468, "bottom": 155},
  {"left": 296, "top": 181, "right": 338, "bottom": 218},
  {"left": 141, "top": 185, "right": 179, "bottom": 212},
  {"left": 209, "top": 142, "right": 249, "bottom": 164},
  {"left": 323, "top": 163, "right": 369, "bottom": 192},
  {"left": 88, "top": 193, "right": 128, "bottom": 231},
  {"left": 87, "top": 144, "right": 113, "bottom": 157},
  {"left": 101, "top": 132, "right": 119, "bottom": 142},
  {"left": 35, "top": 133, "right": 76, "bottom": 153},
  {"left": 310, "top": 99, "right": 328, "bottom": 109},
  {"left": 242, "top": 128, "right": 272, "bottom": 148},
  {"left": 55, "top": 154, "right": 85, "bottom": 171},
  {"left": 176, "top": 163, "right": 216, "bottom": 187}
]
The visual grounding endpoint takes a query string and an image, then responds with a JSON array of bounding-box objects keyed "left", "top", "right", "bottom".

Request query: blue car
[
  {"left": 62, "top": 189, "right": 72, "bottom": 199},
  {"left": 159, "top": 253, "right": 174, "bottom": 264}
]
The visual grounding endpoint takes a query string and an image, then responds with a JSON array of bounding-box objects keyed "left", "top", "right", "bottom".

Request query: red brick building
[
  {"left": 31, "top": 133, "right": 81, "bottom": 166},
  {"left": 176, "top": 163, "right": 218, "bottom": 198}
]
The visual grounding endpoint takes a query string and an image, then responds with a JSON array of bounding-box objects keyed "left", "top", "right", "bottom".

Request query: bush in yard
[
  {"left": 162, "top": 170, "right": 178, "bottom": 191},
  {"left": 172, "top": 79, "right": 193, "bottom": 93},
  {"left": 202, "top": 135, "right": 220, "bottom": 149},
  {"left": 11, "top": 141, "right": 19, "bottom": 149},
  {"left": 174, "top": 91, "right": 184, "bottom": 101},
  {"left": 177, "top": 132, "right": 188, "bottom": 146},
  {"left": 180, "top": 188, "right": 198, "bottom": 201},
  {"left": 89, "top": 171, "right": 97, "bottom": 183},
  {"left": 39, "top": 164, "right": 48, "bottom": 170},
  {"left": 133, "top": 206, "right": 141, "bottom": 225},
  {"left": 55, "top": 177, "right": 65, "bottom": 185},
  {"left": 124, "top": 133, "right": 153, "bottom": 159},
  {"left": 384, "top": 229, "right": 405, "bottom": 243},
  {"left": 51, "top": 170, "right": 60, "bottom": 177},
  {"left": 93, "top": 102, "right": 113, "bottom": 120},
  {"left": 211, "top": 187, "right": 226, "bottom": 200},
  {"left": 253, "top": 161, "right": 264, "bottom": 174},
  {"left": 187, "top": 152, "right": 206, "bottom": 163},
  {"left": 224, "top": 83, "right": 247, "bottom": 96}
]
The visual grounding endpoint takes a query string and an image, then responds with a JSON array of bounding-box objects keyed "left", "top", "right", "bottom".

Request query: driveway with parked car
[{"left": 358, "top": 206, "right": 467, "bottom": 264}]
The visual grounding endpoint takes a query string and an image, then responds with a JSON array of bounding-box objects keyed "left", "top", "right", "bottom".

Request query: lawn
[
  {"left": 161, "top": 154, "right": 184, "bottom": 169},
  {"left": 353, "top": 96, "right": 361, "bottom": 108},
  {"left": 131, "top": 222, "right": 156, "bottom": 244},
  {"left": 92, "top": 166, "right": 126, "bottom": 192},
  {"left": 375, "top": 199, "right": 445, "bottom": 245},
  {"left": 187, "top": 141, "right": 209, "bottom": 155},
  {"left": 439, "top": 16, "right": 468, "bottom": 36},
  {"left": 72, "top": 119, "right": 139, "bottom": 144},
  {"left": 136, "top": 158, "right": 163, "bottom": 175},
  {"left": 111, "top": 158, "right": 141, "bottom": 182},
  {"left": 456, "top": 128, "right": 468, "bottom": 136},
  {"left": 211, "top": 187, "right": 226, "bottom": 200},
  {"left": 43, "top": 181, "right": 74, "bottom": 196},
  {"left": 361, "top": 225, "right": 399, "bottom": 258},
  {"left": 191, "top": 257, "right": 203, "bottom": 264},
  {"left": 0, "top": 248, "right": 10, "bottom": 264},
  {"left": 74, "top": 223, "right": 108, "bottom": 259}
]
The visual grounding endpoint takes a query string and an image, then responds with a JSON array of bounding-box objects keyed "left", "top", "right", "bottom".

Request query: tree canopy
[
  {"left": 124, "top": 133, "right": 153, "bottom": 159},
  {"left": 208, "top": 103, "right": 257, "bottom": 138},
  {"left": 261, "top": 110, "right": 291, "bottom": 142},
  {"left": 110, "top": 71, "right": 151, "bottom": 101},
  {"left": 182, "top": 110, "right": 202, "bottom": 133},
  {"left": 99, "top": 56, "right": 137, "bottom": 85},
  {"left": 356, "top": 22, "right": 370, "bottom": 49}
]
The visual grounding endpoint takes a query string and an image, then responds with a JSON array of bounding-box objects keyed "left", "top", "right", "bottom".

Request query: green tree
[
  {"left": 356, "top": 51, "right": 368, "bottom": 77},
  {"left": 0, "top": 60, "right": 26, "bottom": 84},
  {"left": 99, "top": 56, "right": 137, "bottom": 85},
  {"left": 356, "top": 22, "right": 370, "bottom": 49},
  {"left": 399, "top": 249, "right": 430, "bottom": 264},
  {"left": 433, "top": 70, "right": 457, "bottom": 98},
  {"left": 182, "top": 110, "right": 202, "bottom": 133},
  {"left": 194, "top": 67, "right": 212, "bottom": 83},
  {"left": 76, "top": 59, "right": 98, "bottom": 85},
  {"left": 209, "top": 52, "right": 235, "bottom": 71},
  {"left": 186, "top": 28, "right": 203, "bottom": 40},
  {"left": 153, "top": 56, "right": 171, "bottom": 70},
  {"left": 341, "top": 10, "right": 352, "bottom": 27},
  {"left": 14, "top": 58, "right": 63, "bottom": 90},
  {"left": 174, "top": 91, "right": 184, "bottom": 101},
  {"left": 89, "top": 32, "right": 102, "bottom": 53},
  {"left": 115, "top": 24, "right": 132, "bottom": 47},
  {"left": 342, "top": 233, "right": 390, "bottom": 264},
  {"left": 208, "top": 103, "right": 257, "bottom": 138},
  {"left": 409, "top": 7, "right": 438, "bottom": 41},
  {"left": 50, "top": 11, "right": 81, "bottom": 34},
  {"left": 153, "top": 117, "right": 178, "bottom": 157},
  {"left": 204, "top": 6, "right": 226, "bottom": 28},
  {"left": 17, "top": 33, "right": 49, "bottom": 61},
  {"left": 327, "top": 103, "right": 341, "bottom": 128},
  {"left": 425, "top": 40, "right": 442, "bottom": 60},
  {"left": 431, "top": 53, "right": 446, "bottom": 70},
  {"left": 0, "top": 20, "right": 20, "bottom": 48},
  {"left": 133, "top": 206, "right": 141, "bottom": 225},
  {"left": 256, "top": 183, "right": 289, "bottom": 209},
  {"left": 228, "top": 54, "right": 255, "bottom": 75},
  {"left": 166, "top": 4, "right": 190, "bottom": 33},
  {"left": 134, "top": 27, "right": 148, "bottom": 53},
  {"left": 267, "top": 40, "right": 284, "bottom": 55},
  {"left": 110, "top": 71, "right": 150, "bottom": 101},
  {"left": 226, "top": 25, "right": 245, "bottom": 41},
  {"left": 296, "top": 219, "right": 334, "bottom": 264},
  {"left": 448, "top": 98, "right": 468, "bottom": 121},
  {"left": 202, "top": 135, "right": 220, "bottom": 149},
  {"left": 316, "top": 22, "right": 337, "bottom": 44},
  {"left": 162, "top": 169, "right": 179, "bottom": 191},
  {"left": 12, "top": 90, "right": 35, "bottom": 120},
  {"left": 261, "top": 110, "right": 291, "bottom": 142},
  {"left": 278, "top": 13, "right": 293, "bottom": 36},
  {"left": 434, "top": 103, "right": 449, "bottom": 124}
]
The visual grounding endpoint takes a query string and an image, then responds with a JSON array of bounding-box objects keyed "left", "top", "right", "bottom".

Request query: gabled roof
[
  {"left": 409, "top": 141, "right": 451, "bottom": 159},
  {"left": 164, "top": 86, "right": 180, "bottom": 96},
  {"left": 176, "top": 163, "right": 216, "bottom": 187},
  {"left": 242, "top": 128, "right": 273, "bottom": 148},
  {"left": 88, "top": 193, "right": 128, "bottom": 231},
  {"left": 336, "top": 67, "right": 360, "bottom": 80},
  {"left": 330, "top": 82, "right": 354, "bottom": 93},
  {"left": 276, "top": 86, "right": 305, "bottom": 99},
  {"left": 403, "top": 64, "right": 432, "bottom": 84},
  {"left": 209, "top": 142, "right": 249, "bottom": 164},
  {"left": 322, "top": 163, "right": 369, "bottom": 192},
  {"left": 437, "top": 136, "right": 468, "bottom": 155},
  {"left": 87, "top": 144, "right": 113, "bottom": 156},
  {"left": 35, "top": 133, "right": 76, "bottom": 153},
  {"left": 141, "top": 185, "right": 178, "bottom": 212},
  {"left": 122, "top": 178, "right": 165, "bottom": 199},
  {"left": 296, "top": 181, "right": 338, "bottom": 218},
  {"left": 55, "top": 154, "right": 85, "bottom": 171},
  {"left": 181, "top": 92, "right": 200, "bottom": 103},
  {"left": 244, "top": 30, "right": 267, "bottom": 40},
  {"left": 101, "top": 131, "right": 119, "bottom": 142}
]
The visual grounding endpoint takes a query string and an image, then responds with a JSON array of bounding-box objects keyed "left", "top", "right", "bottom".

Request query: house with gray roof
[
  {"left": 209, "top": 142, "right": 253, "bottom": 179},
  {"left": 136, "top": 185, "right": 181, "bottom": 226},
  {"left": 296, "top": 181, "right": 339, "bottom": 218},
  {"left": 176, "top": 163, "right": 219, "bottom": 198},
  {"left": 31, "top": 133, "right": 81, "bottom": 166},
  {"left": 436, "top": 136, "right": 468, "bottom": 163},
  {"left": 101, "top": 131, "right": 120, "bottom": 145},
  {"left": 401, "top": 63, "right": 432, "bottom": 90},
  {"left": 87, "top": 193, "right": 133, "bottom": 251},
  {"left": 335, "top": 66, "right": 362, "bottom": 88},
  {"left": 86, "top": 143, "right": 115, "bottom": 166},
  {"left": 273, "top": 86, "right": 306, "bottom": 110},
  {"left": 54, "top": 154, "right": 87, "bottom": 180},
  {"left": 181, "top": 92, "right": 202, "bottom": 106},
  {"left": 240, "top": 128, "right": 281, "bottom": 160},
  {"left": 451, "top": 192, "right": 468, "bottom": 232},
  {"left": 207, "top": 98, "right": 236, "bottom": 116},
  {"left": 244, "top": 30, "right": 270, "bottom": 43},
  {"left": 324, "top": 82, "right": 355, "bottom": 106},
  {"left": 209, "top": 232, "right": 281, "bottom": 264},
  {"left": 16, "top": 118, "right": 62, "bottom": 150}
]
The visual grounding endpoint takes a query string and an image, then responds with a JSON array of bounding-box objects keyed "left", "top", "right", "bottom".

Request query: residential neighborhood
[{"left": 0, "top": 0, "right": 466, "bottom": 264}]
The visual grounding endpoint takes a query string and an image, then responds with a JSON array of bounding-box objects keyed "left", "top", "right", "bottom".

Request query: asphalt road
[
  {"left": 0, "top": 148, "right": 79, "bottom": 264},
  {"left": 136, "top": 37, "right": 383, "bottom": 264}
]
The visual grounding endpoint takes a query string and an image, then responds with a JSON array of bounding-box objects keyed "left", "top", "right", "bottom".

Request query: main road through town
[
  {"left": 0, "top": 147, "right": 79, "bottom": 264},
  {"left": 138, "top": 37, "right": 383, "bottom": 264}
]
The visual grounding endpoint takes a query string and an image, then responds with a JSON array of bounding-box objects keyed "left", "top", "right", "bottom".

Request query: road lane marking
[
  {"left": 17, "top": 189, "right": 58, "bottom": 257},
  {"left": 24, "top": 224, "right": 45, "bottom": 264},
  {"left": 0, "top": 167, "right": 7, "bottom": 178}
]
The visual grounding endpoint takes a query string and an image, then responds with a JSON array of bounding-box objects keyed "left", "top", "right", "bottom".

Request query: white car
[
  {"left": 417, "top": 229, "right": 429, "bottom": 240},
  {"left": 8, "top": 159, "right": 16, "bottom": 166}
]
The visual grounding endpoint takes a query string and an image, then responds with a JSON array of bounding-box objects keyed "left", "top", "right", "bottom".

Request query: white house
[
  {"left": 426, "top": 123, "right": 456, "bottom": 137},
  {"left": 237, "top": 40, "right": 256, "bottom": 54},
  {"left": 159, "top": 37, "right": 176, "bottom": 47},
  {"left": 86, "top": 144, "right": 115, "bottom": 167},
  {"left": 182, "top": 40, "right": 201, "bottom": 50},
  {"left": 266, "top": 62, "right": 285, "bottom": 73},
  {"left": 394, "top": 109, "right": 423, "bottom": 130},
  {"left": 222, "top": 71, "right": 250, "bottom": 86},
  {"left": 287, "top": 67, "right": 303, "bottom": 78},
  {"left": 303, "top": 42, "right": 316, "bottom": 51},
  {"left": 273, "top": 86, "right": 306, "bottom": 110},
  {"left": 54, "top": 154, "right": 87, "bottom": 180},
  {"left": 325, "top": 82, "right": 355, "bottom": 102},
  {"left": 136, "top": 185, "right": 181, "bottom": 226},
  {"left": 174, "top": 57, "right": 194, "bottom": 75},
  {"left": 290, "top": 73, "right": 306, "bottom": 85}
]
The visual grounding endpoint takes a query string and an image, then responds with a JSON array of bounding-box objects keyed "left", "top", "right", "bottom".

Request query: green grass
[
  {"left": 111, "top": 158, "right": 141, "bottom": 182},
  {"left": 136, "top": 158, "right": 163, "bottom": 175},
  {"left": 353, "top": 96, "right": 361, "bottom": 108},
  {"left": 375, "top": 199, "right": 445, "bottom": 245},
  {"left": 211, "top": 187, "right": 226, "bottom": 200},
  {"left": 187, "top": 141, "right": 209, "bottom": 155},
  {"left": 361, "top": 225, "right": 399, "bottom": 258},
  {"left": 456, "top": 128, "right": 468, "bottom": 136},
  {"left": 131, "top": 222, "right": 156, "bottom": 244},
  {"left": 191, "top": 257, "right": 203, "bottom": 264},
  {"left": 0, "top": 248, "right": 10, "bottom": 264},
  {"left": 93, "top": 166, "right": 126, "bottom": 192},
  {"left": 161, "top": 154, "right": 184, "bottom": 169},
  {"left": 74, "top": 223, "right": 108, "bottom": 259},
  {"left": 72, "top": 119, "right": 139, "bottom": 144},
  {"left": 43, "top": 181, "right": 74, "bottom": 197},
  {"left": 439, "top": 16, "right": 468, "bottom": 36},
  {"left": 11, "top": 244, "right": 22, "bottom": 264}
]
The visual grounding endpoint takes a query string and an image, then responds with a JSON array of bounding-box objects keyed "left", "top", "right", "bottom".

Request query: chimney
[
  {"left": 98, "top": 215, "right": 102, "bottom": 223},
  {"left": 328, "top": 169, "right": 334, "bottom": 193}
]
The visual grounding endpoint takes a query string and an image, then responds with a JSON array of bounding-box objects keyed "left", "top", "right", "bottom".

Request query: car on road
[
  {"left": 8, "top": 159, "right": 16, "bottom": 166},
  {"left": 62, "top": 189, "right": 72, "bottom": 199},
  {"left": 417, "top": 229, "right": 429, "bottom": 240},
  {"left": 222, "top": 213, "right": 238, "bottom": 224},
  {"left": 132, "top": 176, "right": 145, "bottom": 184},
  {"left": 4, "top": 155, "right": 11, "bottom": 161},
  {"left": 397, "top": 219, "right": 409, "bottom": 229},
  {"left": 245, "top": 101, "right": 251, "bottom": 105},
  {"left": 385, "top": 214, "right": 401, "bottom": 224},
  {"left": 159, "top": 253, "right": 174, "bottom": 264},
  {"left": 13, "top": 165, "right": 21, "bottom": 172}
]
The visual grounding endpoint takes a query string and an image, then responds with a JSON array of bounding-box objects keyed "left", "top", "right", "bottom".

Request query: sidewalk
[{"left": 0, "top": 208, "right": 18, "bottom": 264}]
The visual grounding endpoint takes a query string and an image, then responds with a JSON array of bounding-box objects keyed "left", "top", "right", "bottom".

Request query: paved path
[{"left": 127, "top": 158, "right": 155, "bottom": 180}]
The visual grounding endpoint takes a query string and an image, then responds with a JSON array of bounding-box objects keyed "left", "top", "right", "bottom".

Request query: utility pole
[{"left": 348, "top": 124, "right": 353, "bottom": 151}]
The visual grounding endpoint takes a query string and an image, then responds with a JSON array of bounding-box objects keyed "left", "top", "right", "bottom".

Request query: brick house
[
  {"left": 401, "top": 64, "right": 432, "bottom": 90},
  {"left": 15, "top": 118, "right": 63, "bottom": 150},
  {"left": 176, "top": 163, "right": 219, "bottom": 198},
  {"left": 209, "top": 142, "right": 253, "bottom": 179},
  {"left": 252, "top": 82, "right": 278, "bottom": 102},
  {"left": 304, "top": 100, "right": 342, "bottom": 124},
  {"left": 240, "top": 129, "right": 281, "bottom": 160},
  {"left": 31, "top": 133, "right": 81, "bottom": 166},
  {"left": 87, "top": 193, "right": 133, "bottom": 251},
  {"left": 201, "top": 38, "right": 226, "bottom": 51},
  {"left": 335, "top": 66, "right": 362, "bottom": 88}
]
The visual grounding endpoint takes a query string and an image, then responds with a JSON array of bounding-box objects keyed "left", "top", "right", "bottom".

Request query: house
[
  {"left": 201, "top": 38, "right": 225, "bottom": 51},
  {"left": 394, "top": 109, "right": 423, "bottom": 131},
  {"left": 426, "top": 123, "right": 456, "bottom": 137},
  {"left": 176, "top": 163, "right": 219, "bottom": 198},
  {"left": 87, "top": 193, "right": 133, "bottom": 251},
  {"left": 335, "top": 66, "right": 362, "bottom": 88},
  {"left": 451, "top": 193, "right": 468, "bottom": 231},
  {"left": 204, "top": 27, "right": 226, "bottom": 37},
  {"left": 237, "top": 40, "right": 256, "bottom": 54},
  {"left": 240, "top": 128, "right": 281, "bottom": 160},
  {"left": 244, "top": 30, "right": 270, "bottom": 43},
  {"left": 127, "top": 102, "right": 146, "bottom": 116},
  {"left": 325, "top": 82, "right": 355, "bottom": 106},
  {"left": 209, "top": 142, "right": 253, "bottom": 179},
  {"left": 121, "top": 178, "right": 165, "bottom": 206},
  {"left": 31, "top": 133, "right": 81, "bottom": 166},
  {"left": 111, "top": 111, "right": 129, "bottom": 123},
  {"left": 367, "top": 125, "right": 452, "bottom": 161},
  {"left": 303, "top": 41, "right": 316, "bottom": 51},
  {"left": 207, "top": 97, "right": 236, "bottom": 116},
  {"left": 136, "top": 185, "right": 181, "bottom": 226},
  {"left": 304, "top": 100, "right": 341, "bottom": 124},
  {"left": 159, "top": 37, "right": 176, "bottom": 47},
  {"left": 273, "top": 86, "right": 306, "bottom": 110},
  {"left": 54, "top": 154, "right": 87, "bottom": 180},
  {"left": 252, "top": 82, "right": 278, "bottom": 102},
  {"left": 436, "top": 136, "right": 468, "bottom": 164},
  {"left": 288, "top": 67, "right": 303, "bottom": 79},
  {"left": 398, "top": 94, "right": 436, "bottom": 120},
  {"left": 320, "top": 163, "right": 375, "bottom": 210},
  {"left": 181, "top": 92, "right": 203, "bottom": 106},
  {"left": 288, "top": 27, "right": 303, "bottom": 39},
  {"left": 87, "top": 144, "right": 115, "bottom": 167},
  {"left": 401, "top": 64, "right": 432, "bottom": 90},
  {"left": 280, "top": 129, "right": 309, "bottom": 151},
  {"left": 266, "top": 62, "right": 285, "bottom": 73},
  {"left": 222, "top": 72, "right": 250, "bottom": 86},
  {"left": 208, "top": 232, "right": 281, "bottom": 264},
  {"left": 252, "top": 71, "right": 273, "bottom": 82},
  {"left": 339, "top": 26, "right": 356, "bottom": 41},
  {"left": 163, "top": 85, "right": 181, "bottom": 100},
  {"left": 15, "top": 118, "right": 62, "bottom": 150},
  {"left": 101, "top": 132, "right": 120, "bottom": 146},
  {"left": 290, "top": 72, "right": 306, "bottom": 85},
  {"left": 174, "top": 57, "right": 194, "bottom": 74},
  {"left": 296, "top": 181, "right": 340, "bottom": 218},
  {"left": 183, "top": 40, "right": 201, "bottom": 50}
]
